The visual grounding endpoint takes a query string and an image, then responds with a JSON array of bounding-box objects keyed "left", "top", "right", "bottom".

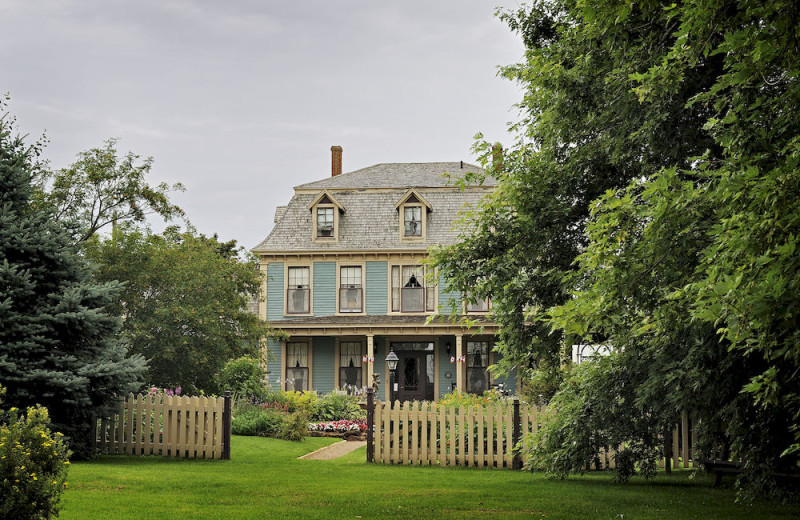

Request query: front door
[{"left": 396, "top": 351, "right": 434, "bottom": 402}]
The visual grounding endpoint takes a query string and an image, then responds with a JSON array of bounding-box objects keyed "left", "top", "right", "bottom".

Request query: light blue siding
[
  {"left": 312, "top": 337, "right": 335, "bottom": 393},
  {"left": 365, "top": 261, "right": 388, "bottom": 315},
  {"left": 266, "top": 263, "right": 284, "bottom": 320},
  {"left": 438, "top": 273, "right": 461, "bottom": 315},
  {"left": 313, "top": 262, "right": 336, "bottom": 317},
  {"left": 265, "top": 337, "right": 283, "bottom": 392}
]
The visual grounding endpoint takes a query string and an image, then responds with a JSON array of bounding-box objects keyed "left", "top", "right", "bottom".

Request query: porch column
[
  {"left": 367, "top": 334, "right": 375, "bottom": 388},
  {"left": 456, "top": 334, "right": 464, "bottom": 393}
]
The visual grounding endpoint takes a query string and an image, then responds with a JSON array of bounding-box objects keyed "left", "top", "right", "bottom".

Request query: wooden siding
[
  {"left": 312, "top": 337, "right": 335, "bottom": 393},
  {"left": 266, "top": 262, "right": 284, "bottom": 321},
  {"left": 266, "top": 337, "right": 283, "bottom": 392},
  {"left": 437, "top": 272, "right": 461, "bottom": 314},
  {"left": 365, "top": 261, "right": 388, "bottom": 315},
  {"left": 313, "top": 261, "right": 336, "bottom": 316}
]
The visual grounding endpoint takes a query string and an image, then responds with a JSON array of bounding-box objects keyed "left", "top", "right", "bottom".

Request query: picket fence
[
  {"left": 367, "top": 396, "right": 539, "bottom": 468},
  {"left": 95, "top": 392, "right": 232, "bottom": 459},
  {"left": 365, "top": 391, "right": 697, "bottom": 470}
]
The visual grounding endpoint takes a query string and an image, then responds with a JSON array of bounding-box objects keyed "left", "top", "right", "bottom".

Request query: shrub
[
  {"left": 231, "top": 404, "right": 285, "bottom": 437},
  {"left": 215, "top": 357, "right": 267, "bottom": 400},
  {"left": 311, "top": 392, "right": 365, "bottom": 422},
  {"left": 1, "top": 388, "right": 70, "bottom": 520},
  {"left": 278, "top": 412, "right": 308, "bottom": 442},
  {"left": 438, "top": 389, "right": 511, "bottom": 411}
]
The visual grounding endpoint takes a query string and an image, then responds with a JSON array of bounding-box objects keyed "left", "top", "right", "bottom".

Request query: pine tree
[{"left": 0, "top": 107, "right": 146, "bottom": 458}]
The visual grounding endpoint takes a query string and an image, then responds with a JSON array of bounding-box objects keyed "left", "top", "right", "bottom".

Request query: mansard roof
[{"left": 253, "top": 161, "right": 494, "bottom": 253}]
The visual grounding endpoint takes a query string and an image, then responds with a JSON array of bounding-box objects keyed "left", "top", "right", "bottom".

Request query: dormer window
[
  {"left": 404, "top": 206, "right": 422, "bottom": 237},
  {"left": 395, "top": 190, "right": 431, "bottom": 241},
  {"left": 317, "top": 207, "right": 334, "bottom": 237},
  {"left": 308, "top": 191, "right": 345, "bottom": 242}
]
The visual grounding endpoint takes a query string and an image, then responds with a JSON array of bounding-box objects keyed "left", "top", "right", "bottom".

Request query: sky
[{"left": 3, "top": 1, "right": 526, "bottom": 250}]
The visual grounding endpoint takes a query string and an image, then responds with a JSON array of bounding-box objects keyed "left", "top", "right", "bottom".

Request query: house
[{"left": 252, "top": 146, "right": 517, "bottom": 402}]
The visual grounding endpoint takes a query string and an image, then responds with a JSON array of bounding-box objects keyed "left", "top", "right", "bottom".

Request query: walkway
[{"left": 299, "top": 440, "right": 366, "bottom": 460}]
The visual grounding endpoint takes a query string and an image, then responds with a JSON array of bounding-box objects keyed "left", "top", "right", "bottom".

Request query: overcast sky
[{"left": 4, "top": 1, "right": 525, "bottom": 250}]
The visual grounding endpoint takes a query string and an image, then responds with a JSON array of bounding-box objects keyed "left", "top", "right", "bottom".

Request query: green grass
[{"left": 60, "top": 436, "right": 799, "bottom": 519}]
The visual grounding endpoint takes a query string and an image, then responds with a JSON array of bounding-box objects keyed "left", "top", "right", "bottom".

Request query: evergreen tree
[{"left": 0, "top": 105, "right": 146, "bottom": 458}]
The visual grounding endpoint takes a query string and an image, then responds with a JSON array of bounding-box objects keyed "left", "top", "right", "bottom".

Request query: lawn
[{"left": 60, "top": 436, "right": 799, "bottom": 520}]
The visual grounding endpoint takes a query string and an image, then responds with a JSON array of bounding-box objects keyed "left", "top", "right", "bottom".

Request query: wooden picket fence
[
  {"left": 365, "top": 390, "right": 697, "bottom": 470},
  {"left": 367, "top": 397, "right": 541, "bottom": 468},
  {"left": 95, "top": 392, "right": 232, "bottom": 459}
]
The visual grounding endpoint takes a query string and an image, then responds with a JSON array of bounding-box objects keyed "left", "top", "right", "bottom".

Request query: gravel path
[{"left": 299, "top": 440, "right": 367, "bottom": 460}]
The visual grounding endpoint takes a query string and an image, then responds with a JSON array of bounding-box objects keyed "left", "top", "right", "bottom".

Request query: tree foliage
[
  {"left": 0, "top": 106, "right": 146, "bottom": 459},
  {"left": 85, "top": 226, "right": 276, "bottom": 394},
  {"left": 433, "top": 0, "right": 800, "bottom": 495},
  {"left": 35, "top": 138, "right": 185, "bottom": 242}
]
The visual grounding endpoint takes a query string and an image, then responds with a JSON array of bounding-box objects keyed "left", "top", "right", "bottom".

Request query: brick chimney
[{"left": 331, "top": 145, "right": 343, "bottom": 177}]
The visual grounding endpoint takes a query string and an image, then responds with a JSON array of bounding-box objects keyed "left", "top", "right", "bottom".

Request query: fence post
[
  {"left": 222, "top": 390, "right": 232, "bottom": 460},
  {"left": 512, "top": 397, "right": 522, "bottom": 470},
  {"left": 366, "top": 387, "right": 374, "bottom": 463}
]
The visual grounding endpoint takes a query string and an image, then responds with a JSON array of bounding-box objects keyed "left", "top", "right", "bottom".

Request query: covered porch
[{"left": 265, "top": 317, "right": 515, "bottom": 402}]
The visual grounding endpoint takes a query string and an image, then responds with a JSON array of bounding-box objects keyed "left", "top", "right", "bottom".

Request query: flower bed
[{"left": 308, "top": 419, "right": 366, "bottom": 439}]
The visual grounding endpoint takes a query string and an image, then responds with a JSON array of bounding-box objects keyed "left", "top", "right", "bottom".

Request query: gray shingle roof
[
  {"left": 295, "top": 162, "right": 494, "bottom": 190},
  {"left": 253, "top": 162, "right": 493, "bottom": 253}
]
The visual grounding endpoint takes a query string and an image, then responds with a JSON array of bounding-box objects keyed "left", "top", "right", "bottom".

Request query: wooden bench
[
  {"left": 702, "top": 459, "right": 800, "bottom": 487},
  {"left": 702, "top": 459, "right": 743, "bottom": 487}
]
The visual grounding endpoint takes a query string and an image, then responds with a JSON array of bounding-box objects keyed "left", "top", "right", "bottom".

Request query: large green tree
[
  {"left": 85, "top": 226, "right": 274, "bottom": 394},
  {"left": 35, "top": 138, "right": 185, "bottom": 242},
  {"left": 433, "top": 0, "right": 799, "bottom": 495},
  {"left": 0, "top": 106, "right": 146, "bottom": 458}
]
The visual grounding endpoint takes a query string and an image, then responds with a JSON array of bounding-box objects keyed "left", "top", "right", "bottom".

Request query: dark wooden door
[{"left": 397, "top": 352, "right": 427, "bottom": 402}]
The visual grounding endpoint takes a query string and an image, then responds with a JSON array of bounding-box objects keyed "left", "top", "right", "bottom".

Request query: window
[
  {"left": 287, "top": 266, "right": 310, "bottom": 314},
  {"left": 466, "top": 294, "right": 491, "bottom": 313},
  {"left": 395, "top": 190, "right": 430, "bottom": 240},
  {"left": 317, "top": 207, "right": 334, "bottom": 237},
  {"left": 339, "top": 341, "right": 363, "bottom": 389},
  {"left": 285, "top": 342, "right": 309, "bottom": 391},
  {"left": 404, "top": 206, "right": 422, "bottom": 237},
  {"left": 466, "top": 341, "right": 489, "bottom": 394},
  {"left": 391, "top": 265, "right": 435, "bottom": 313},
  {"left": 339, "top": 266, "right": 363, "bottom": 313}
]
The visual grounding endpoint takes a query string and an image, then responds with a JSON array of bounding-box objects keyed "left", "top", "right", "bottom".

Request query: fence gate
[{"left": 95, "top": 391, "right": 232, "bottom": 459}]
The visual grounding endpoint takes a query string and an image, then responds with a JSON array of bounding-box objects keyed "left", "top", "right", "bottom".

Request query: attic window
[
  {"left": 404, "top": 206, "right": 422, "bottom": 237},
  {"left": 395, "top": 190, "right": 430, "bottom": 241},
  {"left": 308, "top": 191, "right": 345, "bottom": 242},
  {"left": 317, "top": 207, "right": 334, "bottom": 237}
]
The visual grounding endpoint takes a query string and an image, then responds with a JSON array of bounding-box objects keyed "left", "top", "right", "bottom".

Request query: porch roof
[{"left": 269, "top": 314, "right": 498, "bottom": 337}]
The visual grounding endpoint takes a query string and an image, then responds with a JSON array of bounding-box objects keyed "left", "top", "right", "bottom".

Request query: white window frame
[
  {"left": 390, "top": 264, "right": 436, "bottom": 313},
  {"left": 285, "top": 265, "right": 312, "bottom": 315},
  {"left": 338, "top": 265, "right": 364, "bottom": 314}
]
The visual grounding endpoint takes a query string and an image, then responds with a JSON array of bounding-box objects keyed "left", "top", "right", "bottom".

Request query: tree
[
  {"left": 85, "top": 226, "right": 276, "bottom": 394},
  {"left": 35, "top": 138, "right": 185, "bottom": 242},
  {"left": 0, "top": 105, "right": 146, "bottom": 458},
  {"left": 433, "top": 0, "right": 799, "bottom": 496}
]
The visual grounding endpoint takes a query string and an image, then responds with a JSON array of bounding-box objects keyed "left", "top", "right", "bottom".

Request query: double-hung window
[
  {"left": 466, "top": 341, "right": 489, "bottom": 394},
  {"left": 466, "top": 293, "right": 491, "bottom": 313},
  {"left": 287, "top": 266, "right": 310, "bottom": 314},
  {"left": 391, "top": 265, "right": 435, "bottom": 313},
  {"left": 339, "top": 341, "right": 363, "bottom": 390},
  {"left": 403, "top": 206, "right": 422, "bottom": 237},
  {"left": 339, "top": 266, "right": 363, "bottom": 313},
  {"left": 317, "top": 207, "right": 334, "bottom": 238},
  {"left": 286, "top": 342, "right": 309, "bottom": 391}
]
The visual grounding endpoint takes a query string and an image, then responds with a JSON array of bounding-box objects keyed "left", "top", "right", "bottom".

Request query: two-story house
[{"left": 253, "top": 146, "right": 517, "bottom": 402}]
